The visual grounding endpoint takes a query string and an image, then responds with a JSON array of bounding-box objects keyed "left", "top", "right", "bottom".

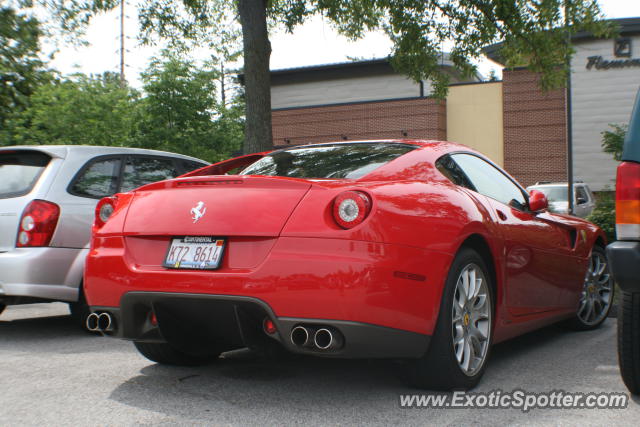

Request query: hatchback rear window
[
  {"left": 239, "top": 143, "right": 416, "bottom": 179},
  {"left": 0, "top": 151, "right": 51, "bottom": 199}
]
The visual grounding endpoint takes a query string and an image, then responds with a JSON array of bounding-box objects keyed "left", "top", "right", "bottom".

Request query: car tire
[
  {"left": 68, "top": 287, "right": 93, "bottom": 332},
  {"left": 564, "top": 245, "right": 613, "bottom": 331},
  {"left": 406, "top": 247, "right": 494, "bottom": 391},
  {"left": 618, "top": 290, "right": 640, "bottom": 395},
  {"left": 134, "top": 341, "right": 220, "bottom": 366}
]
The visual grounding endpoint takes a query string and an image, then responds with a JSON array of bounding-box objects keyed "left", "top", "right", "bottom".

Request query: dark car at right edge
[{"left": 607, "top": 87, "right": 640, "bottom": 394}]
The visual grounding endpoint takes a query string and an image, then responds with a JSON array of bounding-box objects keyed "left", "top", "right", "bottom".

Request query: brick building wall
[
  {"left": 272, "top": 98, "right": 446, "bottom": 146},
  {"left": 502, "top": 69, "right": 567, "bottom": 188}
]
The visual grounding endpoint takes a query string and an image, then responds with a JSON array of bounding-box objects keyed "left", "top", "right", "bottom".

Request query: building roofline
[
  {"left": 238, "top": 54, "right": 482, "bottom": 85},
  {"left": 483, "top": 17, "right": 640, "bottom": 65}
]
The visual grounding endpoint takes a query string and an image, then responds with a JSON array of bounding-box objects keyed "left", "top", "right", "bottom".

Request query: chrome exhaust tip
[
  {"left": 314, "top": 328, "right": 343, "bottom": 350},
  {"left": 291, "top": 326, "right": 313, "bottom": 347},
  {"left": 97, "top": 312, "right": 113, "bottom": 332},
  {"left": 86, "top": 313, "right": 100, "bottom": 332}
]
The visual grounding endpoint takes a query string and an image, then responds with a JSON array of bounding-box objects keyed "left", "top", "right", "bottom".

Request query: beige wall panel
[{"left": 446, "top": 83, "right": 504, "bottom": 166}]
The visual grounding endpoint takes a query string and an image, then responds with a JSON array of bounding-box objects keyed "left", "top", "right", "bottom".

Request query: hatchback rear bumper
[{"left": 0, "top": 247, "right": 86, "bottom": 302}]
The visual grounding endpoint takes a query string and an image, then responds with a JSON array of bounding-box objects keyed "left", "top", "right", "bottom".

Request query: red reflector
[
  {"left": 150, "top": 312, "right": 158, "bottom": 326},
  {"left": 394, "top": 271, "right": 427, "bottom": 282},
  {"left": 16, "top": 200, "right": 60, "bottom": 247},
  {"left": 263, "top": 318, "right": 277, "bottom": 334}
]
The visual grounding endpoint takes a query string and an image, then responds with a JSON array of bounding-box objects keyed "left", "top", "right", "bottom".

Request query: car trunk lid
[{"left": 122, "top": 176, "right": 312, "bottom": 237}]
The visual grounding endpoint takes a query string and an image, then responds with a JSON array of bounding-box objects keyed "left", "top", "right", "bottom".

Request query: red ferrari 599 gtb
[{"left": 84, "top": 140, "right": 612, "bottom": 390}]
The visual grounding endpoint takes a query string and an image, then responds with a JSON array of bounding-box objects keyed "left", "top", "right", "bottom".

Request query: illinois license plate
[{"left": 163, "top": 236, "right": 225, "bottom": 270}]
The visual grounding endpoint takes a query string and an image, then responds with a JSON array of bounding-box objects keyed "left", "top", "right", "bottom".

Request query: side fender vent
[{"left": 568, "top": 229, "right": 578, "bottom": 248}]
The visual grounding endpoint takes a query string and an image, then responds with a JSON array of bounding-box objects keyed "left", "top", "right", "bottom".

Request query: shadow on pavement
[
  {"left": 107, "top": 322, "right": 602, "bottom": 422},
  {"left": 0, "top": 313, "right": 131, "bottom": 354}
]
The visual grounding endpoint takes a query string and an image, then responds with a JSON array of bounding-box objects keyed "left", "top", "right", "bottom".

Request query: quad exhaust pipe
[
  {"left": 86, "top": 312, "right": 114, "bottom": 333},
  {"left": 290, "top": 325, "right": 344, "bottom": 351}
]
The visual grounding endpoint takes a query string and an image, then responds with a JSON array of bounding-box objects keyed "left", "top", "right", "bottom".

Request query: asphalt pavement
[{"left": 1, "top": 303, "right": 638, "bottom": 426}]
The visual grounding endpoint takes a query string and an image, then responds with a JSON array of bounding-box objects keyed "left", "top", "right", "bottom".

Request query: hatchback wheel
[
  {"left": 407, "top": 248, "right": 493, "bottom": 390},
  {"left": 566, "top": 246, "right": 613, "bottom": 330}
]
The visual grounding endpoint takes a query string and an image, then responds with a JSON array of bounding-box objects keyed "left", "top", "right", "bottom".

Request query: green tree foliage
[
  {"left": 1, "top": 72, "right": 138, "bottom": 146},
  {"left": 586, "top": 191, "right": 616, "bottom": 243},
  {"left": 0, "top": 7, "right": 53, "bottom": 130},
  {"left": 128, "top": 0, "right": 613, "bottom": 152},
  {"left": 601, "top": 123, "right": 627, "bottom": 162},
  {"left": 10, "top": 1, "right": 614, "bottom": 153},
  {"left": 133, "top": 51, "right": 243, "bottom": 162},
  {"left": 588, "top": 124, "right": 628, "bottom": 242}
]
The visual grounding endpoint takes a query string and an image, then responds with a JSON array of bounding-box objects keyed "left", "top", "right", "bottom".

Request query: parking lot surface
[{"left": 1, "top": 303, "right": 639, "bottom": 426}]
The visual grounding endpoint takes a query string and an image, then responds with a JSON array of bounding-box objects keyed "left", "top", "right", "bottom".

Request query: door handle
[{"left": 496, "top": 210, "right": 507, "bottom": 221}]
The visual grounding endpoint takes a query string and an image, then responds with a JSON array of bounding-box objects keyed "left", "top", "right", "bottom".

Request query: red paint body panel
[
  {"left": 84, "top": 139, "right": 606, "bottom": 349},
  {"left": 85, "top": 235, "right": 451, "bottom": 334}
]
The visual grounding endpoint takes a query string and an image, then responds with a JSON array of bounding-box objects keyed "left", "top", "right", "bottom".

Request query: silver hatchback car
[
  {"left": 0, "top": 145, "right": 208, "bottom": 326},
  {"left": 526, "top": 181, "right": 596, "bottom": 218}
]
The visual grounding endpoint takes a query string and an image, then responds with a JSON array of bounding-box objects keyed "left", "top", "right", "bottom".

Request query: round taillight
[
  {"left": 99, "top": 203, "right": 114, "bottom": 223},
  {"left": 94, "top": 196, "right": 117, "bottom": 228},
  {"left": 333, "top": 191, "right": 372, "bottom": 229}
]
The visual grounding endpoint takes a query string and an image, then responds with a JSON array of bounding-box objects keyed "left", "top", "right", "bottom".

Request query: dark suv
[{"left": 607, "top": 88, "right": 640, "bottom": 394}]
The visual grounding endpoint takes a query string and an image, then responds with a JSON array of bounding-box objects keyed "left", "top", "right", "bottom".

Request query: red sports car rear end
[{"left": 84, "top": 140, "right": 610, "bottom": 390}]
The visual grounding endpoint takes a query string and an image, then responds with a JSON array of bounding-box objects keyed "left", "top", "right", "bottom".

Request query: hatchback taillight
[
  {"left": 332, "top": 191, "right": 372, "bottom": 229},
  {"left": 16, "top": 200, "right": 60, "bottom": 247},
  {"left": 616, "top": 161, "right": 640, "bottom": 240}
]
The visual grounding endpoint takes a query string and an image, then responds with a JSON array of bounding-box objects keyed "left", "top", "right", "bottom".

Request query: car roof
[{"left": 0, "top": 145, "right": 208, "bottom": 163}]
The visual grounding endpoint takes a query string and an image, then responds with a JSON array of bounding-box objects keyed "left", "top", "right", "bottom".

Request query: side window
[
  {"left": 576, "top": 186, "right": 589, "bottom": 204},
  {"left": 435, "top": 155, "right": 476, "bottom": 190},
  {"left": 120, "top": 156, "right": 179, "bottom": 192},
  {"left": 70, "top": 157, "right": 121, "bottom": 199},
  {"left": 451, "top": 153, "right": 527, "bottom": 209}
]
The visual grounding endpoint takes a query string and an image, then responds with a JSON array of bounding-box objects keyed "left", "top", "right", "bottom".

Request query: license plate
[{"left": 163, "top": 236, "right": 225, "bottom": 270}]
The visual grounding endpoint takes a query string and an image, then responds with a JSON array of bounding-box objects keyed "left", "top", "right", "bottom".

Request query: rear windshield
[
  {"left": 239, "top": 143, "right": 416, "bottom": 179},
  {"left": 0, "top": 151, "right": 51, "bottom": 199}
]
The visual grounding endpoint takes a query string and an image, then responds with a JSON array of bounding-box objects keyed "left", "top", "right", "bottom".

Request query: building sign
[{"left": 586, "top": 38, "right": 640, "bottom": 70}]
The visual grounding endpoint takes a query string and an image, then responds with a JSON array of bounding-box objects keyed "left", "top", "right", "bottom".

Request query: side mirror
[{"left": 528, "top": 190, "right": 548, "bottom": 212}]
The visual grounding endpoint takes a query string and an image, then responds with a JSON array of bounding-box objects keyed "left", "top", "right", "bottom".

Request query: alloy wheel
[
  {"left": 577, "top": 250, "right": 613, "bottom": 326},
  {"left": 451, "top": 263, "right": 492, "bottom": 377}
]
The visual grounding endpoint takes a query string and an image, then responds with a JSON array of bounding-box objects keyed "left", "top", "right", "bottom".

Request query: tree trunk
[{"left": 237, "top": 0, "right": 272, "bottom": 153}]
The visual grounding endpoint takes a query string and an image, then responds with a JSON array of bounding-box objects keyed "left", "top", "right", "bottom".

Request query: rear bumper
[
  {"left": 85, "top": 236, "right": 452, "bottom": 356},
  {"left": 0, "top": 247, "right": 85, "bottom": 302},
  {"left": 607, "top": 241, "right": 640, "bottom": 292},
  {"left": 91, "top": 292, "right": 430, "bottom": 358}
]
